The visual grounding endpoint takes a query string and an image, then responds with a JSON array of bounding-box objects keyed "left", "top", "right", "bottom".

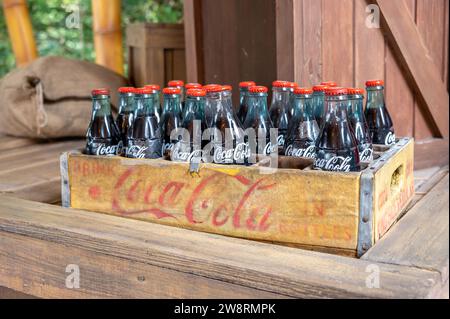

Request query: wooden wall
[{"left": 184, "top": 0, "right": 449, "bottom": 169}]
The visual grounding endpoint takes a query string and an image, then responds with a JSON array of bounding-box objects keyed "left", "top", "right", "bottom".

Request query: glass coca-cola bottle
[
  {"left": 85, "top": 88, "right": 122, "bottom": 156},
  {"left": 206, "top": 85, "right": 249, "bottom": 165},
  {"left": 172, "top": 88, "right": 208, "bottom": 163},
  {"left": 364, "top": 80, "right": 395, "bottom": 146},
  {"left": 168, "top": 80, "right": 185, "bottom": 112},
  {"left": 347, "top": 88, "right": 373, "bottom": 162},
  {"left": 144, "top": 84, "right": 161, "bottom": 122},
  {"left": 312, "top": 85, "right": 328, "bottom": 128},
  {"left": 204, "top": 84, "right": 222, "bottom": 127},
  {"left": 269, "top": 80, "right": 292, "bottom": 154},
  {"left": 284, "top": 88, "right": 319, "bottom": 159},
  {"left": 161, "top": 87, "right": 183, "bottom": 157},
  {"left": 314, "top": 87, "right": 360, "bottom": 172},
  {"left": 243, "top": 86, "right": 276, "bottom": 156},
  {"left": 116, "top": 87, "right": 136, "bottom": 155},
  {"left": 126, "top": 87, "right": 162, "bottom": 159},
  {"left": 181, "top": 83, "right": 202, "bottom": 119},
  {"left": 321, "top": 81, "right": 337, "bottom": 88},
  {"left": 237, "top": 81, "right": 256, "bottom": 124},
  {"left": 287, "top": 81, "right": 298, "bottom": 116}
]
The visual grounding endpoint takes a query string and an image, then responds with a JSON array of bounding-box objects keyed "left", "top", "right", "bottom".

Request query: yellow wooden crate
[{"left": 60, "top": 138, "right": 414, "bottom": 257}]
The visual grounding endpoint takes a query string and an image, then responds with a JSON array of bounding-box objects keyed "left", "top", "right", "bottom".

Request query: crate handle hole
[{"left": 390, "top": 164, "right": 404, "bottom": 194}]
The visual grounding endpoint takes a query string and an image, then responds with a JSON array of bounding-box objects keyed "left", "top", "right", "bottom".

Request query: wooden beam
[
  {"left": 2, "top": 0, "right": 38, "bottom": 66},
  {"left": 362, "top": 174, "right": 449, "bottom": 298},
  {"left": 275, "top": 0, "right": 295, "bottom": 81},
  {"left": 376, "top": 0, "right": 449, "bottom": 138},
  {"left": 92, "top": 0, "right": 124, "bottom": 75},
  {"left": 0, "top": 194, "right": 442, "bottom": 298},
  {"left": 183, "top": 0, "right": 204, "bottom": 83}
]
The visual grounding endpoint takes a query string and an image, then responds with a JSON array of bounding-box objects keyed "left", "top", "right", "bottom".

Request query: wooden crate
[
  {"left": 60, "top": 138, "right": 414, "bottom": 257},
  {"left": 126, "top": 23, "right": 186, "bottom": 88}
]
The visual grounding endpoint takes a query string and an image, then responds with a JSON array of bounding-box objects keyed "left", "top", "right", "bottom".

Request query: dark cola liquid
[
  {"left": 86, "top": 115, "right": 122, "bottom": 156},
  {"left": 269, "top": 108, "right": 290, "bottom": 154},
  {"left": 244, "top": 119, "right": 276, "bottom": 156},
  {"left": 349, "top": 116, "right": 373, "bottom": 162},
  {"left": 315, "top": 121, "right": 360, "bottom": 172},
  {"left": 365, "top": 107, "right": 395, "bottom": 146},
  {"left": 284, "top": 120, "right": 319, "bottom": 159},
  {"left": 126, "top": 114, "right": 162, "bottom": 159},
  {"left": 208, "top": 116, "right": 249, "bottom": 165},
  {"left": 172, "top": 119, "right": 207, "bottom": 162},
  {"left": 116, "top": 111, "right": 134, "bottom": 154},
  {"left": 237, "top": 99, "right": 248, "bottom": 124},
  {"left": 161, "top": 112, "right": 182, "bottom": 157}
]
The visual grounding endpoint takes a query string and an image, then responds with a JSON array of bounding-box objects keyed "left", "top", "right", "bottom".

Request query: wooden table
[{"left": 0, "top": 136, "right": 448, "bottom": 299}]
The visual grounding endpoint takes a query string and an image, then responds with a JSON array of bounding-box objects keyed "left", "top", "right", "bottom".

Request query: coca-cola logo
[
  {"left": 277, "top": 135, "right": 285, "bottom": 147},
  {"left": 95, "top": 141, "right": 122, "bottom": 156},
  {"left": 285, "top": 144, "right": 316, "bottom": 158},
  {"left": 172, "top": 143, "right": 203, "bottom": 162},
  {"left": 360, "top": 147, "right": 373, "bottom": 162},
  {"left": 126, "top": 145, "right": 149, "bottom": 159},
  {"left": 163, "top": 142, "right": 175, "bottom": 154},
  {"left": 213, "top": 143, "right": 250, "bottom": 164},
  {"left": 263, "top": 142, "right": 277, "bottom": 155},
  {"left": 314, "top": 156, "right": 352, "bottom": 172},
  {"left": 384, "top": 132, "right": 396, "bottom": 146}
]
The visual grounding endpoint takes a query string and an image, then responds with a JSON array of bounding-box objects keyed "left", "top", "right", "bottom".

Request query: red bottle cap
[
  {"left": 118, "top": 87, "right": 135, "bottom": 94},
  {"left": 249, "top": 86, "right": 268, "bottom": 93},
  {"left": 222, "top": 85, "right": 232, "bottom": 91},
  {"left": 272, "top": 80, "right": 292, "bottom": 88},
  {"left": 294, "top": 87, "right": 313, "bottom": 95},
  {"left": 168, "top": 80, "right": 185, "bottom": 87},
  {"left": 325, "top": 87, "right": 348, "bottom": 96},
  {"left": 92, "top": 88, "right": 110, "bottom": 96},
  {"left": 366, "top": 80, "right": 384, "bottom": 87},
  {"left": 162, "top": 87, "right": 181, "bottom": 95},
  {"left": 312, "top": 85, "right": 329, "bottom": 92},
  {"left": 185, "top": 83, "right": 202, "bottom": 89},
  {"left": 204, "top": 84, "right": 223, "bottom": 93},
  {"left": 239, "top": 81, "right": 256, "bottom": 88},
  {"left": 288, "top": 82, "right": 298, "bottom": 89},
  {"left": 134, "top": 87, "right": 155, "bottom": 95},
  {"left": 144, "top": 84, "right": 161, "bottom": 91},
  {"left": 321, "top": 81, "right": 338, "bottom": 87},
  {"left": 347, "top": 88, "right": 364, "bottom": 95},
  {"left": 186, "top": 88, "right": 207, "bottom": 97}
]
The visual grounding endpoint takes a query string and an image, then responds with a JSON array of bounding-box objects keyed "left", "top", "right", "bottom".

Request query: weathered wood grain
[
  {"left": 66, "top": 154, "right": 361, "bottom": 251},
  {"left": 363, "top": 174, "right": 449, "bottom": 297},
  {"left": 376, "top": 0, "right": 449, "bottom": 138},
  {"left": 0, "top": 195, "right": 442, "bottom": 298}
]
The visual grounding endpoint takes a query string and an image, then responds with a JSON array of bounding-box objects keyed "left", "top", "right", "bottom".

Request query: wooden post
[
  {"left": 92, "top": 0, "right": 124, "bottom": 75},
  {"left": 2, "top": 0, "right": 38, "bottom": 67}
]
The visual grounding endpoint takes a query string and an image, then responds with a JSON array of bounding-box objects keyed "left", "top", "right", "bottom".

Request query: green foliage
[{"left": 0, "top": 0, "right": 183, "bottom": 77}]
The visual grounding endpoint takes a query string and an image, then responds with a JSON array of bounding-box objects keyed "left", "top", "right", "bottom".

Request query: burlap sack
[{"left": 0, "top": 56, "right": 128, "bottom": 139}]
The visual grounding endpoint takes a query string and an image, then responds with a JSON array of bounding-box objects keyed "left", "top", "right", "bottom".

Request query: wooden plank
[
  {"left": 407, "top": 166, "right": 448, "bottom": 211},
  {"left": 183, "top": 0, "right": 204, "bottom": 83},
  {"left": 322, "top": 0, "right": 354, "bottom": 87},
  {"left": 354, "top": 0, "right": 385, "bottom": 89},
  {"left": 363, "top": 175, "right": 449, "bottom": 296},
  {"left": 275, "top": 0, "right": 295, "bottom": 81},
  {"left": 0, "top": 136, "right": 36, "bottom": 153},
  {"left": 414, "top": 0, "right": 448, "bottom": 139},
  {"left": 66, "top": 153, "right": 361, "bottom": 251},
  {"left": 414, "top": 138, "right": 449, "bottom": 170},
  {"left": 376, "top": 0, "right": 449, "bottom": 138},
  {"left": 0, "top": 286, "right": 36, "bottom": 299},
  {"left": 384, "top": 0, "right": 415, "bottom": 138},
  {"left": 0, "top": 195, "right": 442, "bottom": 298},
  {"left": 295, "top": 0, "right": 322, "bottom": 86}
]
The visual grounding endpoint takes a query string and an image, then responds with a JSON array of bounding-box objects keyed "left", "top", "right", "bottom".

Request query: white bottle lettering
[
  {"left": 315, "top": 156, "right": 352, "bottom": 172},
  {"left": 384, "top": 132, "right": 396, "bottom": 146},
  {"left": 360, "top": 147, "right": 373, "bottom": 162},
  {"left": 285, "top": 144, "right": 316, "bottom": 158}
]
